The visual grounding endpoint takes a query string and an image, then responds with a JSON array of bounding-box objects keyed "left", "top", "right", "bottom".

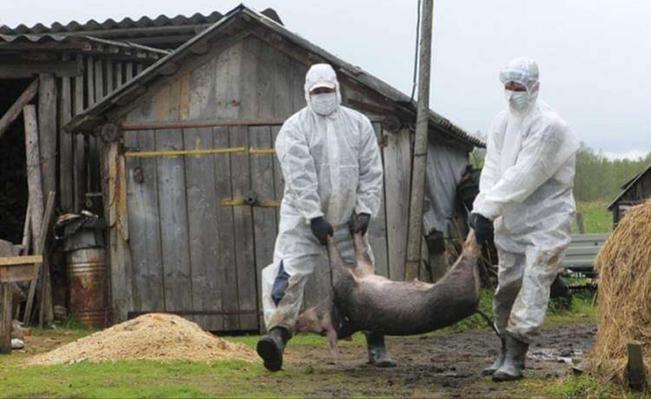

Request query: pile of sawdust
[
  {"left": 28, "top": 313, "right": 256, "bottom": 365},
  {"left": 587, "top": 199, "right": 651, "bottom": 384}
]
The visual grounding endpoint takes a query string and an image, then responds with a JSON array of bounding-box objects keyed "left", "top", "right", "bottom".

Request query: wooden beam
[
  {"left": 0, "top": 79, "right": 38, "bottom": 139},
  {"left": 73, "top": 56, "right": 86, "bottom": 212},
  {"left": 627, "top": 342, "right": 647, "bottom": 392},
  {"left": 38, "top": 73, "right": 57, "bottom": 211},
  {"left": 22, "top": 104, "right": 44, "bottom": 325},
  {"left": 0, "top": 256, "right": 43, "bottom": 266},
  {"left": 121, "top": 119, "right": 285, "bottom": 131},
  {"left": 0, "top": 284, "right": 10, "bottom": 353},
  {"left": 60, "top": 55, "right": 74, "bottom": 212},
  {"left": 0, "top": 61, "right": 81, "bottom": 79},
  {"left": 24, "top": 191, "right": 56, "bottom": 327}
]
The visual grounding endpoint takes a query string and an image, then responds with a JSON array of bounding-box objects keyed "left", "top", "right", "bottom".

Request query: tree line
[
  {"left": 574, "top": 144, "right": 650, "bottom": 202},
  {"left": 470, "top": 143, "right": 650, "bottom": 203}
]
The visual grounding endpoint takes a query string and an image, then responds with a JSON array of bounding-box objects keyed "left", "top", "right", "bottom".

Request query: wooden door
[
  {"left": 122, "top": 121, "right": 394, "bottom": 332},
  {"left": 123, "top": 124, "right": 282, "bottom": 332}
]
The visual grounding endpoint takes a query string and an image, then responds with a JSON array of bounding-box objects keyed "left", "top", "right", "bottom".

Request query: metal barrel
[{"left": 66, "top": 247, "right": 108, "bottom": 329}]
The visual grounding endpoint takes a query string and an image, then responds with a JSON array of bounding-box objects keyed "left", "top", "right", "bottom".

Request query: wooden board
[
  {"left": 0, "top": 255, "right": 43, "bottom": 267},
  {"left": 229, "top": 126, "right": 258, "bottom": 331},
  {"left": 125, "top": 130, "right": 164, "bottom": 311},
  {"left": 59, "top": 58, "right": 74, "bottom": 212},
  {"left": 249, "top": 125, "right": 277, "bottom": 329},
  {"left": 0, "top": 284, "right": 10, "bottom": 353},
  {"left": 182, "top": 126, "right": 222, "bottom": 330},
  {"left": 106, "top": 143, "right": 134, "bottom": 321},
  {"left": 38, "top": 73, "right": 57, "bottom": 208},
  {"left": 368, "top": 123, "right": 389, "bottom": 278},
  {"left": 383, "top": 128, "right": 412, "bottom": 280},
  {"left": 73, "top": 55, "right": 86, "bottom": 212},
  {"left": 0, "top": 264, "right": 38, "bottom": 283},
  {"left": 213, "top": 126, "right": 239, "bottom": 331},
  {"left": 0, "top": 79, "right": 38, "bottom": 139},
  {"left": 155, "top": 127, "right": 193, "bottom": 312}
]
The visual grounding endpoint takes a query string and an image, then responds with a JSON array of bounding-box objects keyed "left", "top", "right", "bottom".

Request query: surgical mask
[
  {"left": 504, "top": 89, "right": 531, "bottom": 111},
  {"left": 309, "top": 93, "right": 338, "bottom": 115}
]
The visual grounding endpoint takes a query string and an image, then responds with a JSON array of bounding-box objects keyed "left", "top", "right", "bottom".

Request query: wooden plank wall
[
  {"left": 60, "top": 54, "right": 150, "bottom": 214},
  {"left": 107, "top": 35, "right": 420, "bottom": 331}
]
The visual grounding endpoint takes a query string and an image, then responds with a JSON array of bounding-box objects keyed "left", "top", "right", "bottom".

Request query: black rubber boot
[
  {"left": 257, "top": 327, "right": 290, "bottom": 372},
  {"left": 365, "top": 332, "right": 397, "bottom": 368},
  {"left": 492, "top": 333, "right": 529, "bottom": 382},
  {"left": 481, "top": 336, "right": 506, "bottom": 376}
]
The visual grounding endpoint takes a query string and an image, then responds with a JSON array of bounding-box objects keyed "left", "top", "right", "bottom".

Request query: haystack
[
  {"left": 587, "top": 199, "right": 651, "bottom": 383},
  {"left": 28, "top": 313, "right": 256, "bottom": 365}
]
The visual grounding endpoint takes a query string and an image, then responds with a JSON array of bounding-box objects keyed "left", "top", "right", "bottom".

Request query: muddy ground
[
  {"left": 280, "top": 323, "right": 596, "bottom": 398},
  {"left": 12, "top": 323, "right": 596, "bottom": 397}
]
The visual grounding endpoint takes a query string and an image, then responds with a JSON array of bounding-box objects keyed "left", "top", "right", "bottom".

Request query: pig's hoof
[{"left": 257, "top": 336, "right": 283, "bottom": 372}]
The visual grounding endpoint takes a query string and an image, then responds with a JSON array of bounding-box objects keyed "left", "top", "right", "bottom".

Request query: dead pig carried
[{"left": 295, "top": 231, "right": 482, "bottom": 351}]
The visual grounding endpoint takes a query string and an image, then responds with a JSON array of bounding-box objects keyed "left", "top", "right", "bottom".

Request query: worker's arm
[
  {"left": 355, "top": 118, "right": 384, "bottom": 217},
  {"left": 473, "top": 117, "right": 576, "bottom": 220},
  {"left": 275, "top": 123, "right": 323, "bottom": 221},
  {"left": 478, "top": 114, "right": 505, "bottom": 192}
]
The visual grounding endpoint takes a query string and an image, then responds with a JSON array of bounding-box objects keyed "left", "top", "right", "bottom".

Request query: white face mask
[
  {"left": 504, "top": 89, "right": 531, "bottom": 111},
  {"left": 309, "top": 92, "right": 339, "bottom": 116}
]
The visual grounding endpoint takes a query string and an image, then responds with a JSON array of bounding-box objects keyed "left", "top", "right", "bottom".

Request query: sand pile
[
  {"left": 587, "top": 199, "right": 651, "bottom": 383},
  {"left": 28, "top": 313, "right": 256, "bottom": 365}
]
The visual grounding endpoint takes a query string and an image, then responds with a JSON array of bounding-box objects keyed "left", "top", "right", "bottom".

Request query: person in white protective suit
[
  {"left": 470, "top": 57, "right": 579, "bottom": 382},
  {"left": 256, "top": 63, "right": 395, "bottom": 372}
]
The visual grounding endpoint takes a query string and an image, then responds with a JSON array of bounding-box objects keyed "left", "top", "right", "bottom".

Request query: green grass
[
  {"left": 542, "top": 374, "right": 649, "bottom": 399},
  {"left": 574, "top": 200, "right": 613, "bottom": 234},
  {"left": 439, "top": 288, "right": 597, "bottom": 334}
]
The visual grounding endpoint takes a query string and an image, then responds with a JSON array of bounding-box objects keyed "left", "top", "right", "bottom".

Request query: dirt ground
[
  {"left": 281, "top": 322, "right": 596, "bottom": 398},
  {"left": 10, "top": 322, "right": 596, "bottom": 397}
]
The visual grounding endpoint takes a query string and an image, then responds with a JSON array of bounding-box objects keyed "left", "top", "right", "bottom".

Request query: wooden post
[
  {"left": 627, "top": 342, "right": 647, "bottom": 392},
  {"left": 405, "top": 0, "right": 434, "bottom": 280},
  {"left": 38, "top": 73, "right": 57, "bottom": 209},
  {"left": 24, "top": 192, "right": 56, "bottom": 327},
  {"left": 23, "top": 105, "right": 44, "bottom": 326},
  {"left": 576, "top": 212, "right": 585, "bottom": 234},
  {"left": 24, "top": 105, "right": 45, "bottom": 255},
  {"left": 60, "top": 55, "right": 74, "bottom": 213},
  {"left": 0, "top": 79, "right": 38, "bottom": 139},
  {"left": 0, "top": 283, "right": 11, "bottom": 353},
  {"left": 74, "top": 55, "right": 86, "bottom": 212}
]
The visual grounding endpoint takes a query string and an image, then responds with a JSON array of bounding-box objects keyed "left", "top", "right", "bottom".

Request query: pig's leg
[
  {"left": 326, "top": 325, "right": 339, "bottom": 364},
  {"left": 352, "top": 233, "right": 374, "bottom": 277}
]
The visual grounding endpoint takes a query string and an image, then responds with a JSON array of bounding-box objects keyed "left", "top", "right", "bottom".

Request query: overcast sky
[{"left": 2, "top": 0, "right": 649, "bottom": 159}]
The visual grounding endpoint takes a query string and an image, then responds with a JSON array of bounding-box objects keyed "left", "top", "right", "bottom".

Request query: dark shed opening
[{"left": 0, "top": 78, "right": 31, "bottom": 243}]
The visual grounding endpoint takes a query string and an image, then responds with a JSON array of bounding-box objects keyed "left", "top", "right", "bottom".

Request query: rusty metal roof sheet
[{"left": 64, "top": 5, "right": 483, "bottom": 149}]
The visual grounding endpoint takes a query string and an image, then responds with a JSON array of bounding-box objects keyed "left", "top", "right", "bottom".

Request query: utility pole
[{"left": 405, "top": 0, "right": 434, "bottom": 280}]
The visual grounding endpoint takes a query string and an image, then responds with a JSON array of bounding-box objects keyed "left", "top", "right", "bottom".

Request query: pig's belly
[{"left": 339, "top": 278, "right": 478, "bottom": 336}]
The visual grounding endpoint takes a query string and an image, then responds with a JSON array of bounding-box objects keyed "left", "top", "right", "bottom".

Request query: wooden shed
[
  {"left": 63, "top": 5, "right": 482, "bottom": 332},
  {"left": 608, "top": 164, "right": 651, "bottom": 224}
]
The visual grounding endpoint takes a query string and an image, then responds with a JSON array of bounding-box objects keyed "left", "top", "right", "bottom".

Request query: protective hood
[
  {"left": 499, "top": 57, "right": 540, "bottom": 113},
  {"left": 304, "top": 63, "right": 342, "bottom": 116}
]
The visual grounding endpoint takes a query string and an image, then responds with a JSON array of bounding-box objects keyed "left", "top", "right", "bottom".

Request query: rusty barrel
[{"left": 66, "top": 247, "right": 108, "bottom": 328}]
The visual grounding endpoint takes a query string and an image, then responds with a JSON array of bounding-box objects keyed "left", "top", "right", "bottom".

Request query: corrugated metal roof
[
  {"left": 0, "top": 12, "right": 224, "bottom": 35},
  {"left": 64, "top": 5, "right": 483, "bottom": 148},
  {"left": 0, "top": 34, "right": 170, "bottom": 59}
]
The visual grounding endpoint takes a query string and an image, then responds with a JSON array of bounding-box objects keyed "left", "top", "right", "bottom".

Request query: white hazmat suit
[
  {"left": 473, "top": 57, "right": 579, "bottom": 343},
  {"left": 261, "top": 64, "right": 384, "bottom": 332}
]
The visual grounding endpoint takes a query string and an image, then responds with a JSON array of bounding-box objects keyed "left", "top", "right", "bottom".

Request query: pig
[{"left": 296, "top": 231, "right": 482, "bottom": 350}]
